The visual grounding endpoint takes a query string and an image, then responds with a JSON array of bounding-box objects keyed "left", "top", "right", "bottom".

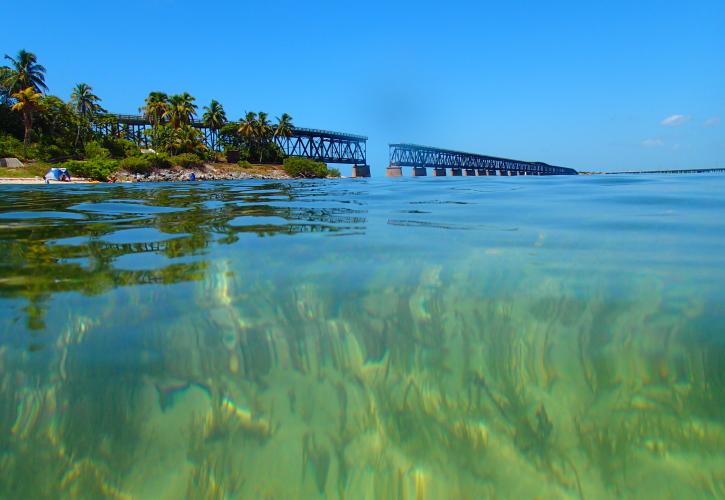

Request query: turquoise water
[{"left": 1, "top": 175, "right": 724, "bottom": 498}]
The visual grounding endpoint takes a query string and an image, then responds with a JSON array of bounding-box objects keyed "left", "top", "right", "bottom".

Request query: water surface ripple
[{"left": 1, "top": 175, "right": 724, "bottom": 498}]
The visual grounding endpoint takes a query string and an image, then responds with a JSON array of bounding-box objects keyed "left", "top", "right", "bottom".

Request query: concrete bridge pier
[
  {"left": 464, "top": 168, "right": 476, "bottom": 176},
  {"left": 352, "top": 164, "right": 371, "bottom": 177},
  {"left": 433, "top": 167, "right": 447, "bottom": 176},
  {"left": 450, "top": 168, "right": 462, "bottom": 176},
  {"left": 386, "top": 165, "right": 403, "bottom": 177},
  {"left": 412, "top": 167, "right": 427, "bottom": 176}
]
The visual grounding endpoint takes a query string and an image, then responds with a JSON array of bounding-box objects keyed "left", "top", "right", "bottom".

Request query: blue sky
[{"left": 2, "top": 0, "right": 723, "bottom": 174}]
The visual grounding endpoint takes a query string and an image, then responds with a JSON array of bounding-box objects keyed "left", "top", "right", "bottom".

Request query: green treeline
[{"left": 0, "top": 49, "right": 338, "bottom": 179}]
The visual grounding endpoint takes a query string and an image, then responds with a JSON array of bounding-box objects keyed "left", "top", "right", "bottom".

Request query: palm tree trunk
[
  {"left": 22, "top": 111, "right": 31, "bottom": 158},
  {"left": 74, "top": 123, "right": 82, "bottom": 150}
]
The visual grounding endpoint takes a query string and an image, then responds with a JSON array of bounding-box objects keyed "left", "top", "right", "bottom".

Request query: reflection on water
[{"left": 1, "top": 176, "right": 725, "bottom": 498}]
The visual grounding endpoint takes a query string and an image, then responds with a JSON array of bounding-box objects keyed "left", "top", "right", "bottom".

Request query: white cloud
[
  {"left": 642, "top": 138, "right": 664, "bottom": 148},
  {"left": 704, "top": 117, "right": 721, "bottom": 128},
  {"left": 660, "top": 114, "right": 690, "bottom": 126}
]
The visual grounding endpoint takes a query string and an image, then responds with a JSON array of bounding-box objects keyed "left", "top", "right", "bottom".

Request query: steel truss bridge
[
  {"left": 94, "top": 114, "right": 369, "bottom": 174},
  {"left": 387, "top": 143, "right": 577, "bottom": 176}
]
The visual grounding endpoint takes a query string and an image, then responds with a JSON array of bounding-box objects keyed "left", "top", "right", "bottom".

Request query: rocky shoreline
[
  {"left": 114, "top": 167, "right": 292, "bottom": 183},
  {"left": 0, "top": 163, "right": 295, "bottom": 184},
  {"left": 111, "top": 162, "right": 293, "bottom": 182}
]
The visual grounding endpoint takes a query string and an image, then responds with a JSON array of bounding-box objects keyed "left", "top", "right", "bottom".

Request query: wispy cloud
[
  {"left": 660, "top": 114, "right": 690, "bottom": 126},
  {"left": 642, "top": 138, "right": 664, "bottom": 148},
  {"left": 704, "top": 117, "right": 721, "bottom": 128}
]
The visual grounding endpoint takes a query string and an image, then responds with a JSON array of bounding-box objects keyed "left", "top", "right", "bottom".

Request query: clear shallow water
[{"left": 1, "top": 175, "right": 724, "bottom": 498}]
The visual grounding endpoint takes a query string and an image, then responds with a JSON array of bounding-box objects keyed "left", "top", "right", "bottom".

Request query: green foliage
[
  {"left": 238, "top": 160, "right": 253, "bottom": 169},
  {"left": 61, "top": 158, "right": 119, "bottom": 181},
  {"left": 258, "top": 142, "right": 284, "bottom": 164},
  {"left": 36, "top": 144, "right": 67, "bottom": 161},
  {"left": 201, "top": 150, "right": 219, "bottom": 162},
  {"left": 83, "top": 141, "right": 110, "bottom": 159},
  {"left": 283, "top": 157, "right": 334, "bottom": 178},
  {"left": 118, "top": 156, "right": 153, "bottom": 174},
  {"left": 0, "top": 134, "right": 24, "bottom": 158},
  {"left": 118, "top": 153, "right": 171, "bottom": 174},
  {"left": 169, "top": 152, "right": 203, "bottom": 168},
  {"left": 235, "top": 112, "right": 289, "bottom": 163},
  {"left": 219, "top": 122, "right": 242, "bottom": 150},
  {"left": 146, "top": 153, "right": 172, "bottom": 169},
  {"left": 34, "top": 96, "right": 77, "bottom": 156},
  {"left": 0, "top": 104, "right": 24, "bottom": 139},
  {"left": 1, "top": 50, "right": 48, "bottom": 95},
  {"left": 328, "top": 167, "right": 341, "bottom": 178},
  {"left": 101, "top": 137, "right": 140, "bottom": 158},
  {"left": 148, "top": 124, "right": 206, "bottom": 156},
  {"left": 0, "top": 52, "right": 303, "bottom": 166}
]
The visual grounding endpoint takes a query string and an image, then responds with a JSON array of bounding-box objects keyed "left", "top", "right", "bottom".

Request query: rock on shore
[{"left": 114, "top": 164, "right": 292, "bottom": 183}]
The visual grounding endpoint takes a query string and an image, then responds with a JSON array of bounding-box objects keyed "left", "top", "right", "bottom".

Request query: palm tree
[
  {"left": 238, "top": 111, "right": 257, "bottom": 143},
  {"left": 11, "top": 87, "right": 43, "bottom": 156},
  {"left": 171, "top": 126, "right": 206, "bottom": 155},
  {"left": 274, "top": 113, "right": 294, "bottom": 138},
  {"left": 164, "top": 92, "right": 197, "bottom": 129},
  {"left": 255, "top": 111, "right": 273, "bottom": 162},
  {"left": 70, "top": 83, "right": 104, "bottom": 148},
  {"left": 2, "top": 50, "right": 48, "bottom": 96},
  {"left": 140, "top": 91, "right": 169, "bottom": 127},
  {"left": 140, "top": 92, "right": 169, "bottom": 150},
  {"left": 202, "top": 100, "right": 227, "bottom": 150}
]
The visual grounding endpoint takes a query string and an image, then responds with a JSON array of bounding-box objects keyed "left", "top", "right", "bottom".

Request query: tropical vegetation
[
  {"left": 1, "top": 48, "right": 341, "bottom": 180},
  {"left": 283, "top": 158, "right": 340, "bottom": 178},
  {"left": 70, "top": 83, "right": 104, "bottom": 148}
]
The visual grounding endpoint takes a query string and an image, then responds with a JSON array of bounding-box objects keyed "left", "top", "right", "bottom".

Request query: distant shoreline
[{"left": 0, "top": 162, "right": 297, "bottom": 184}]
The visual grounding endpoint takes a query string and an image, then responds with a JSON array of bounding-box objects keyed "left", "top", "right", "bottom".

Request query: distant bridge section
[
  {"left": 95, "top": 114, "right": 370, "bottom": 176},
  {"left": 387, "top": 143, "right": 577, "bottom": 177},
  {"left": 606, "top": 168, "right": 725, "bottom": 175}
]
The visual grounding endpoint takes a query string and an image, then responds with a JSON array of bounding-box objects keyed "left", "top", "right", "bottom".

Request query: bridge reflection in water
[{"left": 387, "top": 143, "right": 578, "bottom": 177}]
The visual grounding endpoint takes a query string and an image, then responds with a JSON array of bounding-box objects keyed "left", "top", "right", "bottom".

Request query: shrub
[
  {"left": 0, "top": 134, "right": 25, "bottom": 158},
  {"left": 37, "top": 144, "right": 69, "bottom": 162},
  {"left": 202, "top": 150, "right": 220, "bottom": 162},
  {"left": 327, "top": 168, "right": 341, "bottom": 178},
  {"left": 61, "top": 159, "right": 119, "bottom": 181},
  {"left": 147, "top": 153, "right": 172, "bottom": 169},
  {"left": 102, "top": 138, "right": 141, "bottom": 158},
  {"left": 238, "top": 160, "right": 253, "bottom": 169},
  {"left": 119, "top": 156, "right": 152, "bottom": 175},
  {"left": 169, "top": 153, "right": 203, "bottom": 168},
  {"left": 83, "top": 141, "right": 110, "bottom": 160},
  {"left": 283, "top": 157, "right": 332, "bottom": 178}
]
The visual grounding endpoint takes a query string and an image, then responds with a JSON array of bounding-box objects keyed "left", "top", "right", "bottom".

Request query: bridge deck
[
  {"left": 389, "top": 143, "right": 577, "bottom": 176},
  {"left": 106, "top": 114, "right": 366, "bottom": 142}
]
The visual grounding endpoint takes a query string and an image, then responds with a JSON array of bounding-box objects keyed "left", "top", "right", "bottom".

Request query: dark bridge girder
[
  {"left": 387, "top": 143, "right": 577, "bottom": 176},
  {"left": 94, "top": 114, "right": 368, "bottom": 169},
  {"left": 272, "top": 128, "right": 366, "bottom": 165}
]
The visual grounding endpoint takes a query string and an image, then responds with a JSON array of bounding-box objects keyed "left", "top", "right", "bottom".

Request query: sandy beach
[{"left": 0, "top": 177, "right": 96, "bottom": 184}]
